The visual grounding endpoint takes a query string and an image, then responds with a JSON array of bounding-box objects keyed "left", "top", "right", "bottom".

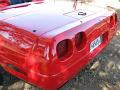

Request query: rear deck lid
[{"left": 0, "top": 1, "right": 107, "bottom": 36}]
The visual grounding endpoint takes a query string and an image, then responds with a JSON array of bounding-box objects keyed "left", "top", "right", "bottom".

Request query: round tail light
[
  {"left": 57, "top": 39, "right": 72, "bottom": 59},
  {"left": 75, "top": 32, "right": 86, "bottom": 50}
]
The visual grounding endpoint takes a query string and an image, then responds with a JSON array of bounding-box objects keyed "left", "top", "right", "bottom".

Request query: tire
[{"left": 0, "top": 66, "right": 19, "bottom": 86}]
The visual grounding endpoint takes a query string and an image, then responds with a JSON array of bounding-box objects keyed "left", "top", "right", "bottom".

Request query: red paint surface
[
  {"left": 0, "top": 0, "right": 43, "bottom": 8},
  {"left": 0, "top": 1, "right": 118, "bottom": 90},
  {"left": 0, "top": 0, "right": 10, "bottom": 8}
]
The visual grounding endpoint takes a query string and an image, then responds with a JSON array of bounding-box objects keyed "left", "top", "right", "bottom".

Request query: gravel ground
[{"left": 0, "top": 6, "right": 120, "bottom": 90}]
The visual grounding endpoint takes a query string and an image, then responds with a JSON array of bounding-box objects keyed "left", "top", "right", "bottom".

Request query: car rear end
[
  {"left": 0, "top": 2, "right": 118, "bottom": 90},
  {"left": 39, "top": 11, "right": 118, "bottom": 89}
]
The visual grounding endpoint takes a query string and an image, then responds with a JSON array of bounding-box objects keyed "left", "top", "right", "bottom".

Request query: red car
[
  {"left": 0, "top": 0, "right": 10, "bottom": 8},
  {"left": 0, "top": 1, "right": 118, "bottom": 90},
  {"left": 0, "top": 0, "right": 43, "bottom": 8}
]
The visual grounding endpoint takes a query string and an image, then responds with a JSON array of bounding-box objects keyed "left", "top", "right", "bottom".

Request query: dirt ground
[{"left": 0, "top": 5, "right": 120, "bottom": 90}]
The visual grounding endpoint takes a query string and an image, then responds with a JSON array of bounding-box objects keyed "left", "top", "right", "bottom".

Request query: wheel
[{"left": 0, "top": 66, "right": 19, "bottom": 86}]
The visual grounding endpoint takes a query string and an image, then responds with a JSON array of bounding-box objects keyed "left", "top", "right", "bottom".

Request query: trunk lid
[{"left": 0, "top": 1, "right": 105, "bottom": 36}]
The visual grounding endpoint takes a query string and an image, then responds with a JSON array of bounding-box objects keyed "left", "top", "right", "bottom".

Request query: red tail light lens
[
  {"left": 57, "top": 39, "right": 72, "bottom": 59},
  {"left": 75, "top": 32, "right": 86, "bottom": 50},
  {"left": 57, "top": 40, "right": 68, "bottom": 58},
  {"left": 110, "top": 16, "right": 114, "bottom": 27},
  {"left": 109, "top": 14, "right": 118, "bottom": 27},
  {"left": 115, "top": 14, "right": 118, "bottom": 24}
]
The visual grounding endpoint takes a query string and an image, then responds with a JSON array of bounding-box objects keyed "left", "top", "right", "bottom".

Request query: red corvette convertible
[
  {"left": 0, "top": 0, "right": 10, "bottom": 8},
  {"left": 0, "top": 0, "right": 118, "bottom": 90},
  {"left": 0, "top": 0, "right": 43, "bottom": 8}
]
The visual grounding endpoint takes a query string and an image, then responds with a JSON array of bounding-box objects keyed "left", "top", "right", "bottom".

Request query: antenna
[{"left": 73, "top": 0, "right": 77, "bottom": 10}]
